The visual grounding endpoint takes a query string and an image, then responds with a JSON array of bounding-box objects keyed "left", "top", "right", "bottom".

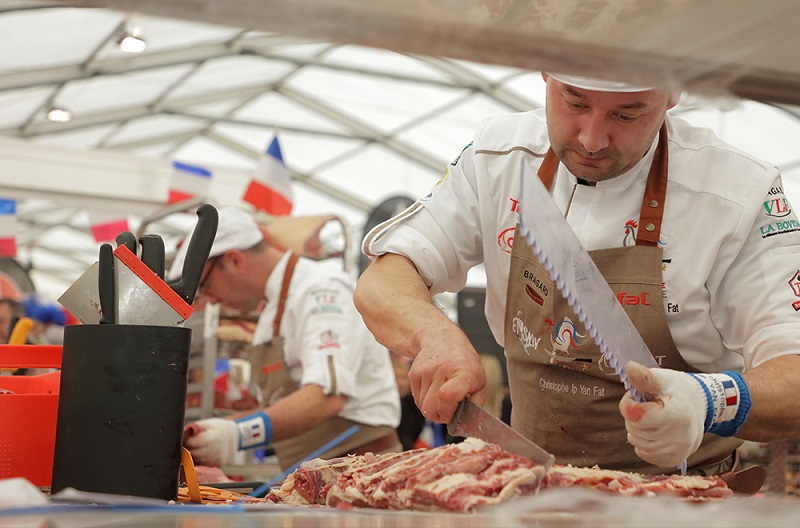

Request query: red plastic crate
[{"left": 0, "top": 344, "right": 62, "bottom": 487}]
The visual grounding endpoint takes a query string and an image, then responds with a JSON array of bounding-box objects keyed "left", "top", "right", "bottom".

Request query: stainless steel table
[{"left": 3, "top": 487, "right": 800, "bottom": 528}]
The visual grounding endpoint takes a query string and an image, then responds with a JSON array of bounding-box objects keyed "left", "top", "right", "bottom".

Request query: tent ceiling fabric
[
  {"left": 2, "top": 0, "right": 800, "bottom": 303},
  {"left": 0, "top": 1, "right": 548, "bottom": 299},
  {"left": 61, "top": 0, "right": 800, "bottom": 105}
]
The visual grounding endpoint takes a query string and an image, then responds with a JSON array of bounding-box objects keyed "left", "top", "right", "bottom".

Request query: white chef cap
[
  {"left": 546, "top": 72, "right": 654, "bottom": 93},
  {"left": 167, "top": 207, "right": 264, "bottom": 281}
]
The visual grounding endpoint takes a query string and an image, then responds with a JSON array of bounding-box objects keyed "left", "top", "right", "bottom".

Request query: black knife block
[{"left": 51, "top": 324, "right": 192, "bottom": 500}]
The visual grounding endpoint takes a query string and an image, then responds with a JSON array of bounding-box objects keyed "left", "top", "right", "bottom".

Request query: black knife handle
[
  {"left": 139, "top": 234, "right": 166, "bottom": 279},
  {"left": 170, "top": 204, "right": 219, "bottom": 305},
  {"left": 98, "top": 243, "right": 115, "bottom": 324},
  {"left": 115, "top": 231, "right": 137, "bottom": 256}
]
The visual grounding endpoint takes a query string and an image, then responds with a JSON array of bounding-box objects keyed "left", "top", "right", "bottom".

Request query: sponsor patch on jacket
[
  {"left": 309, "top": 288, "right": 343, "bottom": 315},
  {"left": 318, "top": 329, "right": 341, "bottom": 350},
  {"left": 764, "top": 186, "right": 792, "bottom": 217},
  {"left": 622, "top": 219, "right": 638, "bottom": 247},
  {"left": 759, "top": 186, "right": 800, "bottom": 239},
  {"left": 522, "top": 268, "right": 548, "bottom": 301},
  {"left": 498, "top": 226, "right": 515, "bottom": 253},
  {"left": 788, "top": 270, "right": 800, "bottom": 311}
]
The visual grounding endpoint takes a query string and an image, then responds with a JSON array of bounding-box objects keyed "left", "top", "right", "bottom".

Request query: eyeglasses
[{"left": 197, "top": 256, "right": 221, "bottom": 296}]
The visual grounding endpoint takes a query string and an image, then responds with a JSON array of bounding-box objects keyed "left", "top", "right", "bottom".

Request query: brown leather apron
[
  {"left": 248, "top": 253, "right": 400, "bottom": 470},
  {"left": 504, "top": 126, "right": 741, "bottom": 475}
]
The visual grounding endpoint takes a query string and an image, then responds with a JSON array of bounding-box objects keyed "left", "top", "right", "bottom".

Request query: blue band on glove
[
  {"left": 689, "top": 371, "right": 751, "bottom": 438},
  {"left": 234, "top": 410, "right": 273, "bottom": 450},
  {"left": 709, "top": 371, "right": 751, "bottom": 437},
  {"left": 688, "top": 373, "right": 715, "bottom": 432}
]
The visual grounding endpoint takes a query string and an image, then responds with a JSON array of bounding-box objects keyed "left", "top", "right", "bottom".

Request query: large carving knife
[
  {"left": 448, "top": 396, "right": 555, "bottom": 468},
  {"left": 518, "top": 162, "right": 659, "bottom": 396},
  {"left": 517, "top": 163, "right": 686, "bottom": 473}
]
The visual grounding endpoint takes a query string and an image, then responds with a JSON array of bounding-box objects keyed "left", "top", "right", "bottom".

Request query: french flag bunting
[
  {"left": 0, "top": 199, "right": 17, "bottom": 257},
  {"left": 242, "top": 135, "right": 293, "bottom": 215},
  {"left": 169, "top": 161, "right": 212, "bottom": 204},
  {"left": 88, "top": 209, "right": 129, "bottom": 243}
]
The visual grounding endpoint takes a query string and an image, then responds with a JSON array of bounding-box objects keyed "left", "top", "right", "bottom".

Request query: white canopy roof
[{"left": 2, "top": 1, "right": 800, "bottom": 303}]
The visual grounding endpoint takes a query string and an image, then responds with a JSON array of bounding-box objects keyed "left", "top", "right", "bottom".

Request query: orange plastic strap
[
  {"left": 178, "top": 447, "right": 267, "bottom": 504},
  {"left": 181, "top": 447, "right": 203, "bottom": 503}
]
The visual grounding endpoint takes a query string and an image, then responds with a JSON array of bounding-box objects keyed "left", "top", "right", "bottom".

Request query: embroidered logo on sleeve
[
  {"left": 318, "top": 329, "right": 341, "bottom": 350},
  {"left": 310, "top": 288, "right": 343, "bottom": 316},
  {"left": 498, "top": 226, "right": 515, "bottom": 253},
  {"left": 759, "top": 186, "right": 800, "bottom": 239},
  {"left": 788, "top": 270, "right": 800, "bottom": 311},
  {"left": 764, "top": 186, "right": 792, "bottom": 218}
]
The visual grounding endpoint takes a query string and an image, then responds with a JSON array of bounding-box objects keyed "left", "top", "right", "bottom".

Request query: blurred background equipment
[{"left": 358, "top": 196, "right": 415, "bottom": 276}]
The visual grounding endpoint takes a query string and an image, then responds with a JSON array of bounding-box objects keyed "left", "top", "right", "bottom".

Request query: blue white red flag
[
  {"left": 88, "top": 209, "right": 129, "bottom": 243},
  {"left": 0, "top": 199, "right": 16, "bottom": 257},
  {"left": 169, "top": 161, "right": 212, "bottom": 204},
  {"left": 242, "top": 135, "right": 293, "bottom": 215}
]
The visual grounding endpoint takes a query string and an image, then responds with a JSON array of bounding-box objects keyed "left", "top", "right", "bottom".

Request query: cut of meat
[
  {"left": 191, "top": 465, "right": 233, "bottom": 484},
  {"left": 543, "top": 465, "right": 732, "bottom": 500},
  {"left": 268, "top": 438, "right": 545, "bottom": 512},
  {"left": 267, "top": 454, "right": 366, "bottom": 505},
  {"left": 266, "top": 438, "right": 732, "bottom": 512}
]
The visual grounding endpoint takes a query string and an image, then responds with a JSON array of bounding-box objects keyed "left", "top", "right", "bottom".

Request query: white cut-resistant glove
[
  {"left": 183, "top": 418, "right": 240, "bottom": 467},
  {"left": 183, "top": 411, "right": 273, "bottom": 467},
  {"left": 619, "top": 361, "right": 751, "bottom": 468}
]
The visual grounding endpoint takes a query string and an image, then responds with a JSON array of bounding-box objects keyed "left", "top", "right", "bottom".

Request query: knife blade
[
  {"left": 447, "top": 396, "right": 555, "bottom": 469},
  {"left": 518, "top": 162, "right": 659, "bottom": 402}
]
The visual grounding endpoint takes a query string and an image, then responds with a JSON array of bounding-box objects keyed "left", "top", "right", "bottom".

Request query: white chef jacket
[
  {"left": 364, "top": 109, "right": 800, "bottom": 373},
  {"left": 252, "top": 252, "right": 401, "bottom": 427}
]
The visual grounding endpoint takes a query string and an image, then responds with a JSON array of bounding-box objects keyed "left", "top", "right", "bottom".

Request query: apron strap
[
  {"left": 536, "top": 147, "right": 560, "bottom": 189},
  {"left": 272, "top": 252, "right": 300, "bottom": 336},
  {"left": 635, "top": 122, "right": 669, "bottom": 247}
]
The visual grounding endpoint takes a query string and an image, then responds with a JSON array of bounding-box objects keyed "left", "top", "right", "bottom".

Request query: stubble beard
[{"left": 556, "top": 146, "right": 629, "bottom": 183}]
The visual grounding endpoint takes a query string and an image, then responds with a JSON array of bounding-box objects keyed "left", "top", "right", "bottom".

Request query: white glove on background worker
[
  {"left": 619, "top": 361, "right": 752, "bottom": 468},
  {"left": 183, "top": 411, "right": 273, "bottom": 467}
]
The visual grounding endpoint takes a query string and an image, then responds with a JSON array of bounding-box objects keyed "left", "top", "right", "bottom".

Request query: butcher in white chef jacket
[
  {"left": 174, "top": 207, "right": 401, "bottom": 470},
  {"left": 355, "top": 72, "right": 800, "bottom": 480}
]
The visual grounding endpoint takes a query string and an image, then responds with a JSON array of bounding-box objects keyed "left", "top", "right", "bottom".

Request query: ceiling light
[
  {"left": 117, "top": 17, "right": 147, "bottom": 54},
  {"left": 118, "top": 31, "right": 147, "bottom": 54},
  {"left": 47, "top": 107, "right": 72, "bottom": 123}
]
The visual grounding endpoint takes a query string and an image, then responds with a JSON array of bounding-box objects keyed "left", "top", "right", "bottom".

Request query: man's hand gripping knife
[
  {"left": 619, "top": 361, "right": 752, "bottom": 468},
  {"left": 183, "top": 411, "right": 273, "bottom": 467}
]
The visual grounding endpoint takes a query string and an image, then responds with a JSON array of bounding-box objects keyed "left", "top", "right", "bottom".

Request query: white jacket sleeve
[{"left": 363, "top": 133, "right": 489, "bottom": 295}]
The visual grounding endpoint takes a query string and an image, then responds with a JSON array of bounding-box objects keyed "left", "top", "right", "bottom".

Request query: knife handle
[
  {"left": 139, "top": 234, "right": 166, "bottom": 279},
  {"left": 98, "top": 243, "right": 115, "bottom": 324},
  {"left": 447, "top": 397, "right": 469, "bottom": 437},
  {"left": 169, "top": 204, "right": 219, "bottom": 305},
  {"left": 115, "top": 231, "right": 138, "bottom": 256}
]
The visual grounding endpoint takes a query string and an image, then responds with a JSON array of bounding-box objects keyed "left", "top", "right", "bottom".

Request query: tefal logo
[{"left": 617, "top": 291, "right": 651, "bottom": 306}]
